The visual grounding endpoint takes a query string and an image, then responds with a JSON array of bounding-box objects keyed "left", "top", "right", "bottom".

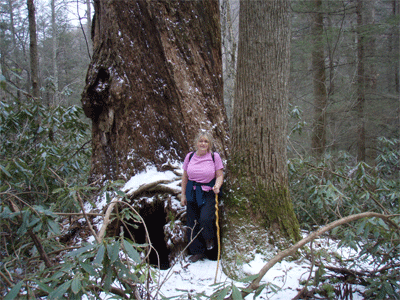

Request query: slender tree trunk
[
  {"left": 356, "top": 0, "right": 365, "bottom": 161},
  {"left": 51, "top": 0, "right": 59, "bottom": 105},
  {"left": 27, "top": 0, "right": 39, "bottom": 99},
  {"left": 221, "top": 0, "right": 236, "bottom": 128},
  {"left": 365, "top": 0, "right": 377, "bottom": 161},
  {"left": 231, "top": 0, "right": 300, "bottom": 239},
  {"left": 392, "top": 0, "right": 399, "bottom": 93},
  {"left": 86, "top": 0, "right": 92, "bottom": 54},
  {"left": 0, "top": 27, "right": 8, "bottom": 81},
  {"left": 81, "top": 0, "right": 228, "bottom": 182},
  {"left": 311, "top": 0, "right": 327, "bottom": 157}
]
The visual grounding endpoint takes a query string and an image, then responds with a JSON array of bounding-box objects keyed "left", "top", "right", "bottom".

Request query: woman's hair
[{"left": 194, "top": 131, "right": 214, "bottom": 152}]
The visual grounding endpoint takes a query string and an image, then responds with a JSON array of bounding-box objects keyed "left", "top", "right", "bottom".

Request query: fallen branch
[
  {"left": 323, "top": 262, "right": 400, "bottom": 278},
  {"left": 87, "top": 284, "right": 129, "bottom": 299},
  {"left": 228, "top": 212, "right": 397, "bottom": 299}
]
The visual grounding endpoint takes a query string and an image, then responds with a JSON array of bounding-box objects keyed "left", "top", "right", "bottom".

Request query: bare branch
[{"left": 76, "top": 191, "right": 100, "bottom": 243}]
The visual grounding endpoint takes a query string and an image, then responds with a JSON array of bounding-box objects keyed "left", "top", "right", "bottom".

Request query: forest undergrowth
[{"left": 1, "top": 100, "right": 399, "bottom": 299}]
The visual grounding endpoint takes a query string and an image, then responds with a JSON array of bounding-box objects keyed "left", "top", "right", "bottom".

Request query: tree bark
[
  {"left": 81, "top": 0, "right": 229, "bottom": 182},
  {"left": 310, "top": 0, "right": 327, "bottom": 157}
]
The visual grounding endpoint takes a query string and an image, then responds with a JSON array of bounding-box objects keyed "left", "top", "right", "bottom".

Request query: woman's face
[{"left": 196, "top": 136, "right": 210, "bottom": 152}]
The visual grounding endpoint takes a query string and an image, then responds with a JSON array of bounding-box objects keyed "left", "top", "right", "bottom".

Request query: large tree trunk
[
  {"left": 310, "top": 0, "right": 327, "bottom": 157},
  {"left": 81, "top": 0, "right": 229, "bottom": 182},
  {"left": 225, "top": 0, "right": 300, "bottom": 279}
]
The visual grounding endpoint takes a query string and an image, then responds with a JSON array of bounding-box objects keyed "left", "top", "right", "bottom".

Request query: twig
[
  {"left": 28, "top": 230, "right": 53, "bottom": 268},
  {"left": 54, "top": 212, "right": 103, "bottom": 216},
  {"left": 292, "top": 240, "right": 316, "bottom": 300},
  {"left": 0, "top": 270, "right": 13, "bottom": 287}
]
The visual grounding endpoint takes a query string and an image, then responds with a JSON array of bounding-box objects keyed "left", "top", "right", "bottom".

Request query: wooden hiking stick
[{"left": 214, "top": 193, "right": 221, "bottom": 284}]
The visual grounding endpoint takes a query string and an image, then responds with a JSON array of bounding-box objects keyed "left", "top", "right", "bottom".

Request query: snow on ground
[
  {"left": 154, "top": 252, "right": 366, "bottom": 299},
  {"left": 95, "top": 166, "right": 368, "bottom": 299}
]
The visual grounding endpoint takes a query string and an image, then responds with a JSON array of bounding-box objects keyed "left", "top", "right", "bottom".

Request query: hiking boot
[
  {"left": 206, "top": 239, "right": 214, "bottom": 250},
  {"left": 189, "top": 253, "right": 205, "bottom": 263}
]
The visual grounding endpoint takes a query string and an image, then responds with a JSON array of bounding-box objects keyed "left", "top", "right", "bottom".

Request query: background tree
[
  {"left": 289, "top": 0, "right": 399, "bottom": 162},
  {"left": 220, "top": 0, "right": 238, "bottom": 128},
  {"left": 310, "top": 0, "right": 327, "bottom": 157},
  {"left": 355, "top": 0, "right": 366, "bottom": 161},
  {"left": 27, "top": 0, "right": 39, "bottom": 98},
  {"left": 0, "top": 0, "right": 91, "bottom": 105},
  {"left": 50, "top": 0, "right": 59, "bottom": 105},
  {"left": 81, "top": 0, "right": 229, "bottom": 183}
]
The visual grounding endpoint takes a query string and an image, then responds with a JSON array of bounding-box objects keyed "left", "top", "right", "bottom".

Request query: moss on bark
[{"left": 220, "top": 160, "right": 301, "bottom": 279}]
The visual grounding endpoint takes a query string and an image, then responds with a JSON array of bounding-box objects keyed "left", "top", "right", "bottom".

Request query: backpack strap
[{"left": 189, "top": 151, "right": 195, "bottom": 161}]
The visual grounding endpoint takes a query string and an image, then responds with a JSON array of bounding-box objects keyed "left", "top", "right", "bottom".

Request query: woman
[{"left": 181, "top": 131, "right": 224, "bottom": 263}]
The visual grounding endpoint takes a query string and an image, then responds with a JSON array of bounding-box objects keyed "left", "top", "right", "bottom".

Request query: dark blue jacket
[{"left": 186, "top": 178, "right": 216, "bottom": 207}]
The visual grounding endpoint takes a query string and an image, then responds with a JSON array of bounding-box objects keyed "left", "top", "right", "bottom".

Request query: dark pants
[{"left": 186, "top": 191, "right": 216, "bottom": 255}]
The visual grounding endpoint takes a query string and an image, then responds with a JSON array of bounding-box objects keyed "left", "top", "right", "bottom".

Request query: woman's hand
[
  {"left": 213, "top": 169, "right": 223, "bottom": 194},
  {"left": 180, "top": 194, "right": 187, "bottom": 206},
  {"left": 181, "top": 170, "right": 188, "bottom": 206},
  {"left": 212, "top": 185, "right": 220, "bottom": 194}
]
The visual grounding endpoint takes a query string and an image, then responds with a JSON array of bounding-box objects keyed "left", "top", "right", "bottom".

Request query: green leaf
[
  {"left": 103, "top": 268, "right": 113, "bottom": 291},
  {"left": 212, "top": 287, "right": 229, "bottom": 300},
  {"left": 254, "top": 284, "right": 267, "bottom": 298},
  {"left": 356, "top": 219, "right": 367, "bottom": 235},
  {"left": 48, "top": 280, "right": 72, "bottom": 299},
  {"left": 107, "top": 242, "right": 120, "bottom": 263},
  {"left": 314, "top": 265, "right": 325, "bottom": 285},
  {"left": 93, "top": 244, "right": 105, "bottom": 266},
  {"left": 47, "top": 219, "right": 61, "bottom": 235},
  {"left": 4, "top": 281, "right": 23, "bottom": 300},
  {"left": 0, "top": 164, "right": 12, "bottom": 178},
  {"left": 35, "top": 280, "right": 53, "bottom": 293},
  {"left": 237, "top": 274, "right": 259, "bottom": 283},
  {"left": 66, "top": 244, "right": 95, "bottom": 257},
  {"left": 115, "top": 190, "right": 126, "bottom": 197},
  {"left": 80, "top": 262, "right": 97, "bottom": 276},
  {"left": 71, "top": 276, "right": 82, "bottom": 294},
  {"left": 123, "top": 239, "right": 141, "bottom": 263},
  {"left": 231, "top": 284, "right": 243, "bottom": 300}
]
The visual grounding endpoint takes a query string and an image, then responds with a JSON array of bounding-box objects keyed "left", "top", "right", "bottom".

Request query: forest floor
[
  {"left": 154, "top": 235, "right": 367, "bottom": 299},
  {"left": 93, "top": 166, "right": 370, "bottom": 299}
]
